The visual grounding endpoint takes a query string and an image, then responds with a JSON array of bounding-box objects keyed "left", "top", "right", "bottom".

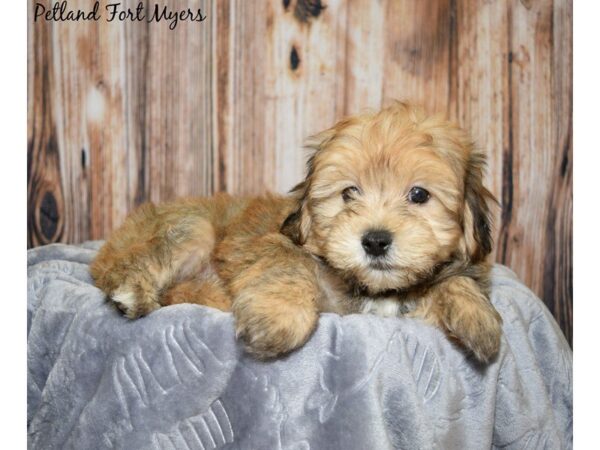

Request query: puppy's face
[{"left": 282, "top": 103, "right": 494, "bottom": 294}]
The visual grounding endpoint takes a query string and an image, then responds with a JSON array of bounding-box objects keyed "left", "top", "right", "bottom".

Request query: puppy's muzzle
[{"left": 362, "top": 229, "right": 392, "bottom": 257}]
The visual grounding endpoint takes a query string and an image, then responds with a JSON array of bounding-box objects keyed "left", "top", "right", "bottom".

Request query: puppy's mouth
[{"left": 367, "top": 258, "right": 395, "bottom": 271}]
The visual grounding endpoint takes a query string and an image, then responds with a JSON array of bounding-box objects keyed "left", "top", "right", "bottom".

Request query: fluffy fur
[{"left": 91, "top": 102, "right": 502, "bottom": 363}]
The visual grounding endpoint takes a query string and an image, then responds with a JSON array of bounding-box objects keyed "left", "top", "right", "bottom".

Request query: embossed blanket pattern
[{"left": 27, "top": 243, "right": 572, "bottom": 449}]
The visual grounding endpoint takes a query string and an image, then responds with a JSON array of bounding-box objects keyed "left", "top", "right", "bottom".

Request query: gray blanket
[{"left": 27, "top": 243, "right": 572, "bottom": 449}]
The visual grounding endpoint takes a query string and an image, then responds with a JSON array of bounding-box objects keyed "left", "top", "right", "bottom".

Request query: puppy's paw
[
  {"left": 232, "top": 291, "right": 318, "bottom": 359},
  {"left": 110, "top": 284, "right": 161, "bottom": 319},
  {"left": 445, "top": 297, "right": 503, "bottom": 364}
]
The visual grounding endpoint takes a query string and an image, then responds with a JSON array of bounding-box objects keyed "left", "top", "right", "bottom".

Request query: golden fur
[{"left": 91, "top": 102, "right": 502, "bottom": 363}]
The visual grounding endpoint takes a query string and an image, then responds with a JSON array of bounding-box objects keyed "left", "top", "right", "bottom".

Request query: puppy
[{"left": 91, "top": 102, "right": 502, "bottom": 363}]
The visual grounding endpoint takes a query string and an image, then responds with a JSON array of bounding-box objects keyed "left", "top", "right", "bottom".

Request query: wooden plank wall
[{"left": 28, "top": 0, "right": 572, "bottom": 344}]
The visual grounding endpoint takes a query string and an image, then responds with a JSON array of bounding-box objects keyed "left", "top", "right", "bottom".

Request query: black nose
[{"left": 361, "top": 230, "right": 393, "bottom": 257}]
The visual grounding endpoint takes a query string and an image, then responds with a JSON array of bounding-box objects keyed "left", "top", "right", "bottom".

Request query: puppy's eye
[
  {"left": 342, "top": 186, "right": 360, "bottom": 202},
  {"left": 408, "top": 186, "right": 430, "bottom": 204}
]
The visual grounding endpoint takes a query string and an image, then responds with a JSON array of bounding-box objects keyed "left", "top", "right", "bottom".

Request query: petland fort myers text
[{"left": 34, "top": 1, "right": 207, "bottom": 30}]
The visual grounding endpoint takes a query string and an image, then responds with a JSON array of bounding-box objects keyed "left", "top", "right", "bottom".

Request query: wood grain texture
[
  {"left": 28, "top": 1, "right": 66, "bottom": 246},
  {"left": 27, "top": 0, "right": 572, "bottom": 344}
]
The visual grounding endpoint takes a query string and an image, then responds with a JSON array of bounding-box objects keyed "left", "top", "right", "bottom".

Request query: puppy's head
[{"left": 282, "top": 102, "right": 495, "bottom": 294}]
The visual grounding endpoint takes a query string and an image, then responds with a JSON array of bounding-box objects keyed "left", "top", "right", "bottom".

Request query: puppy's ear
[
  {"left": 281, "top": 181, "right": 311, "bottom": 245},
  {"left": 462, "top": 152, "right": 496, "bottom": 262},
  {"left": 281, "top": 127, "right": 337, "bottom": 245}
]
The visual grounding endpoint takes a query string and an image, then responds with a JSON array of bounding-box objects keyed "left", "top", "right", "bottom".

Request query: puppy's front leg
[
  {"left": 412, "top": 275, "right": 503, "bottom": 363},
  {"left": 227, "top": 234, "right": 321, "bottom": 359}
]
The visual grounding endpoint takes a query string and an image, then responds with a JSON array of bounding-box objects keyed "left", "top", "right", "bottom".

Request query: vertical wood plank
[
  {"left": 216, "top": 0, "right": 268, "bottom": 194},
  {"left": 90, "top": 12, "right": 130, "bottom": 237},
  {"left": 145, "top": 0, "right": 215, "bottom": 202},
  {"left": 340, "top": 0, "right": 385, "bottom": 115},
  {"left": 545, "top": 0, "right": 572, "bottom": 343},
  {"left": 455, "top": 0, "right": 510, "bottom": 259},
  {"left": 50, "top": 12, "right": 92, "bottom": 243},
  {"left": 121, "top": 17, "right": 150, "bottom": 208},
  {"left": 48, "top": 1, "right": 129, "bottom": 240},
  {"left": 263, "top": 0, "right": 349, "bottom": 193},
  {"left": 214, "top": 0, "right": 230, "bottom": 192},
  {"left": 28, "top": 1, "right": 66, "bottom": 247},
  {"left": 381, "top": 0, "right": 457, "bottom": 116},
  {"left": 262, "top": 0, "right": 305, "bottom": 193}
]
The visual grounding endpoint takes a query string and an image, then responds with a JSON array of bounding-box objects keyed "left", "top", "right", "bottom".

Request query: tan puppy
[{"left": 91, "top": 103, "right": 502, "bottom": 363}]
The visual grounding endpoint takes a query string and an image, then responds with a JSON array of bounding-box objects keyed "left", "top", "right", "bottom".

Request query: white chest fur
[
  {"left": 313, "top": 257, "right": 418, "bottom": 317},
  {"left": 360, "top": 297, "right": 416, "bottom": 317}
]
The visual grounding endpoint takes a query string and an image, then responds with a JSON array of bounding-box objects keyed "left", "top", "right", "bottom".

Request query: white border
[
  {"left": 0, "top": 2, "right": 27, "bottom": 448},
  {"left": 574, "top": 1, "right": 600, "bottom": 447}
]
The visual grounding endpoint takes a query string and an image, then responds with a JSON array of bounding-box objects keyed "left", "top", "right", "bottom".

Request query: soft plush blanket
[{"left": 27, "top": 243, "right": 572, "bottom": 449}]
